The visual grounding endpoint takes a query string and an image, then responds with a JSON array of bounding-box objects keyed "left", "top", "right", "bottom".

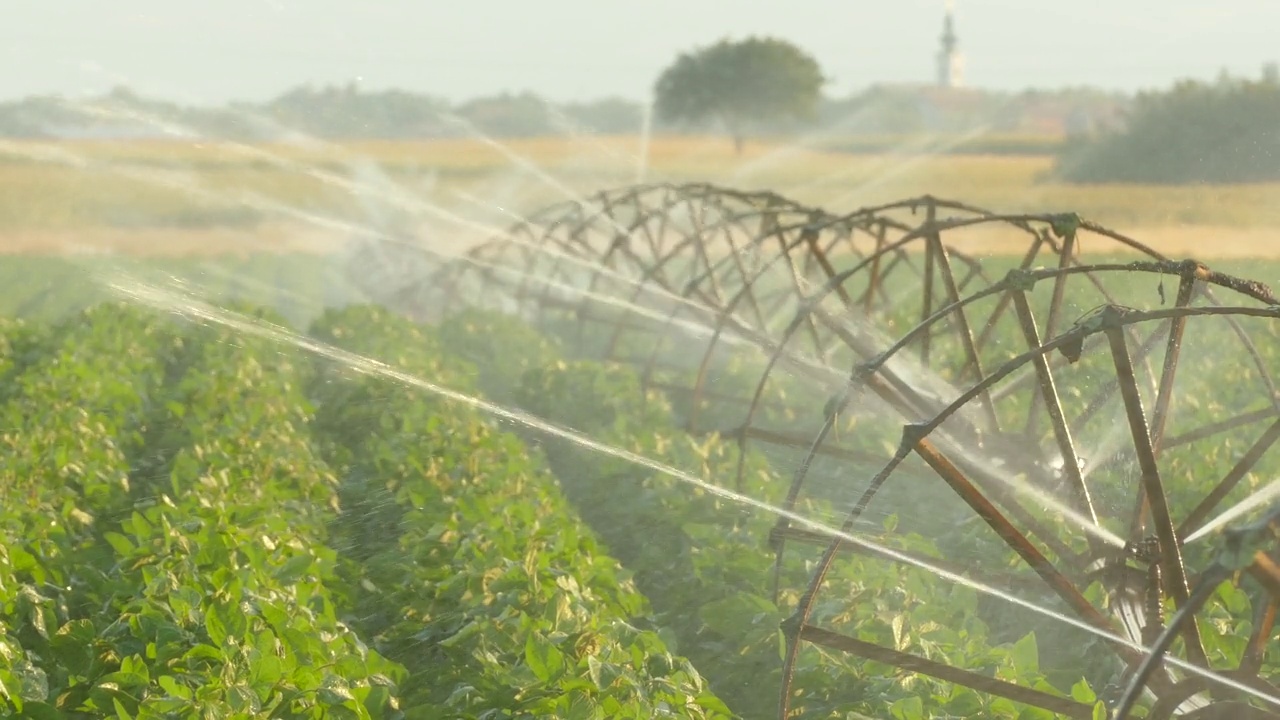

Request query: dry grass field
[{"left": 1, "top": 135, "right": 1278, "bottom": 259}]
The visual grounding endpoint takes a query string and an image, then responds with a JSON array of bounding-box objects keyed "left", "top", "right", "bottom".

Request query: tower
[{"left": 936, "top": 0, "right": 964, "bottom": 88}]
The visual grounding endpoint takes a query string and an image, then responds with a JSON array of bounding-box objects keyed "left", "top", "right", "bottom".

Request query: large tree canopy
[{"left": 653, "top": 36, "right": 826, "bottom": 154}]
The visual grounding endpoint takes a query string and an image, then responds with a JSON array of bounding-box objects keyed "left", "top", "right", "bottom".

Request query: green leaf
[
  {"left": 883, "top": 513, "right": 900, "bottom": 534},
  {"left": 103, "top": 532, "right": 134, "bottom": 556},
  {"left": 9, "top": 662, "right": 46, "bottom": 705},
  {"left": 444, "top": 684, "right": 477, "bottom": 706},
  {"left": 564, "top": 696, "right": 598, "bottom": 720},
  {"left": 317, "top": 675, "right": 355, "bottom": 706},
  {"left": 0, "top": 673, "right": 19, "bottom": 713},
  {"left": 7, "top": 547, "right": 38, "bottom": 575},
  {"left": 358, "top": 685, "right": 394, "bottom": 717},
  {"left": 167, "top": 587, "right": 202, "bottom": 624},
  {"left": 891, "top": 615, "right": 906, "bottom": 651},
  {"left": 183, "top": 644, "right": 222, "bottom": 663},
  {"left": 51, "top": 620, "right": 97, "bottom": 677},
  {"left": 695, "top": 692, "right": 734, "bottom": 715},
  {"left": 157, "top": 676, "right": 191, "bottom": 700},
  {"left": 585, "top": 655, "right": 603, "bottom": 690},
  {"left": 274, "top": 554, "right": 313, "bottom": 585},
  {"left": 15, "top": 701, "right": 62, "bottom": 720},
  {"left": 225, "top": 684, "right": 260, "bottom": 714},
  {"left": 203, "top": 602, "right": 247, "bottom": 648},
  {"left": 18, "top": 588, "right": 51, "bottom": 641},
  {"left": 890, "top": 696, "right": 924, "bottom": 720},
  {"left": 524, "top": 633, "right": 564, "bottom": 684},
  {"left": 1071, "top": 678, "right": 1097, "bottom": 705},
  {"left": 204, "top": 607, "right": 228, "bottom": 646},
  {"left": 1010, "top": 632, "right": 1039, "bottom": 675},
  {"left": 437, "top": 621, "right": 481, "bottom": 649},
  {"left": 96, "top": 656, "right": 148, "bottom": 690}
]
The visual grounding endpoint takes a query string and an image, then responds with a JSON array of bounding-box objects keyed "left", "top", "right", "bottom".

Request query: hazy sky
[{"left": 5, "top": 1, "right": 1278, "bottom": 104}]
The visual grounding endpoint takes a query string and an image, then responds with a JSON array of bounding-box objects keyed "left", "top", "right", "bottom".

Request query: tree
[
  {"left": 653, "top": 36, "right": 826, "bottom": 155},
  {"left": 1053, "top": 65, "right": 1280, "bottom": 184}
]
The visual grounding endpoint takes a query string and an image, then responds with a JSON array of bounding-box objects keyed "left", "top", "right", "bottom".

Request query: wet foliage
[
  {"left": 0, "top": 304, "right": 736, "bottom": 719},
  {"left": 2, "top": 274, "right": 1279, "bottom": 718}
]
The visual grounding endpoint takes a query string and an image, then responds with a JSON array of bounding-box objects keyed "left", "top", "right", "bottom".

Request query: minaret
[{"left": 936, "top": 0, "right": 965, "bottom": 88}]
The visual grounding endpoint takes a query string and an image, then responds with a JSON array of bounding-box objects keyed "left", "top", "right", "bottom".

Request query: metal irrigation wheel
[
  {"left": 417, "top": 185, "right": 1184, "bottom": 447},
  {"left": 774, "top": 259, "right": 1280, "bottom": 719},
  {"left": 346, "top": 181, "right": 1280, "bottom": 718}
]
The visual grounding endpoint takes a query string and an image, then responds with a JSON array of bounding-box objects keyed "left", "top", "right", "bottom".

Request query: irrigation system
[{"left": 351, "top": 182, "right": 1280, "bottom": 719}]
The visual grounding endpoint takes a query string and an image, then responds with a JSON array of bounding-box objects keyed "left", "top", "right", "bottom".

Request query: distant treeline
[
  {"left": 0, "top": 83, "right": 1125, "bottom": 145},
  {"left": 1053, "top": 66, "right": 1280, "bottom": 184},
  {"left": 4, "top": 70, "right": 1279, "bottom": 184},
  {"left": 0, "top": 85, "right": 650, "bottom": 141}
]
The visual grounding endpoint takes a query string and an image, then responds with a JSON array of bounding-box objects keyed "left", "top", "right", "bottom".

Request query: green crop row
[
  {"left": 307, "top": 305, "right": 732, "bottom": 719},
  {"left": 0, "top": 304, "right": 176, "bottom": 715},
  {"left": 0, "top": 302, "right": 760, "bottom": 719},
  {"left": 436, "top": 310, "right": 1104, "bottom": 719},
  {"left": 0, "top": 303, "right": 410, "bottom": 718},
  {"left": 103, "top": 309, "right": 403, "bottom": 718},
  {"left": 503, "top": 259, "right": 1280, "bottom": 697},
  {"left": 24, "top": 291, "right": 1259, "bottom": 717}
]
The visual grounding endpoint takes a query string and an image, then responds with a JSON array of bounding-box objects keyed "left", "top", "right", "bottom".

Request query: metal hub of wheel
[{"left": 346, "top": 182, "right": 1280, "bottom": 719}]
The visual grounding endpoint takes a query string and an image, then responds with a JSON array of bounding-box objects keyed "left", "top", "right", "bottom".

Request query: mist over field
[{"left": 2, "top": 4, "right": 1280, "bottom": 720}]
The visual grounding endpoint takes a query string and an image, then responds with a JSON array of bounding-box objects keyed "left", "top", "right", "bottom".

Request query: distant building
[{"left": 936, "top": 1, "right": 964, "bottom": 88}]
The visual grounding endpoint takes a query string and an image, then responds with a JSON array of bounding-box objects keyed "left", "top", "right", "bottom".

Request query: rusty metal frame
[
  {"left": 777, "top": 301, "right": 1280, "bottom": 720},
  {"left": 417, "top": 189, "right": 1265, "bottom": 516},
  {"left": 1112, "top": 503, "right": 1280, "bottom": 719},
  {"left": 348, "top": 182, "right": 1280, "bottom": 719}
]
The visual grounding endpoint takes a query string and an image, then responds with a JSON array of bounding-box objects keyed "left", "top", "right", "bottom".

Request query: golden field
[{"left": 1, "top": 135, "right": 1279, "bottom": 258}]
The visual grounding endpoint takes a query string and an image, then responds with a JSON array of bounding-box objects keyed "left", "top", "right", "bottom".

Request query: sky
[{"left": 4, "top": 1, "right": 1279, "bottom": 105}]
